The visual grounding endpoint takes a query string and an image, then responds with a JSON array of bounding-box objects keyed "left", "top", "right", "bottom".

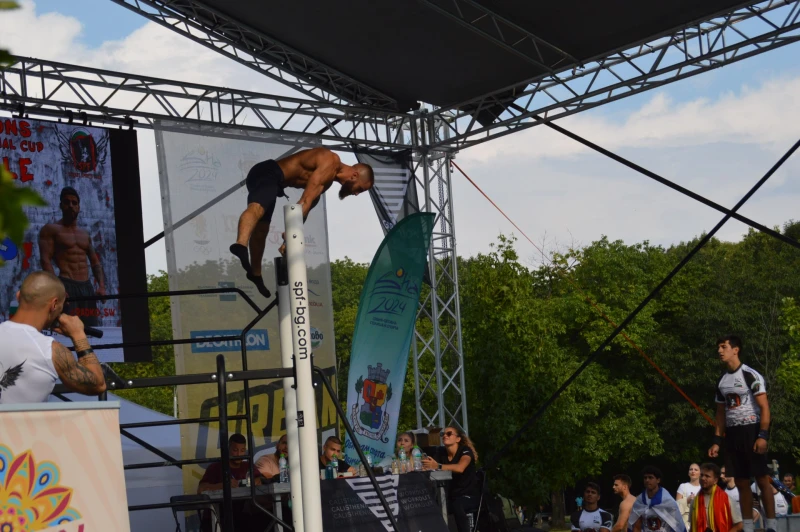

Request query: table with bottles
[{"left": 322, "top": 446, "right": 454, "bottom": 524}]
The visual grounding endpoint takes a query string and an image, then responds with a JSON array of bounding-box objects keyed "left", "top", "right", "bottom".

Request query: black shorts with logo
[
  {"left": 60, "top": 276, "right": 99, "bottom": 327},
  {"left": 245, "top": 160, "right": 288, "bottom": 224},
  {"left": 725, "top": 423, "right": 769, "bottom": 478}
]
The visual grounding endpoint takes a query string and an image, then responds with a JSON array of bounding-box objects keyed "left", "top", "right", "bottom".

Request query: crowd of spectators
[{"left": 562, "top": 464, "right": 796, "bottom": 532}]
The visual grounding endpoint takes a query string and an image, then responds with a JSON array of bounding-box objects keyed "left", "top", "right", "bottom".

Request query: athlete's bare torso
[
  {"left": 277, "top": 147, "right": 342, "bottom": 193},
  {"left": 39, "top": 222, "right": 93, "bottom": 281},
  {"left": 614, "top": 493, "right": 636, "bottom": 532}
]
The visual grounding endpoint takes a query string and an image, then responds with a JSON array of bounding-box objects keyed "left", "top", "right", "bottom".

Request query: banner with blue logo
[
  {"left": 344, "top": 213, "right": 435, "bottom": 467},
  {"left": 189, "top": 329, "right": 270, "bottom": 353}
]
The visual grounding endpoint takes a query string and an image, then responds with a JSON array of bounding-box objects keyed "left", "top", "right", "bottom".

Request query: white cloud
[{"left": 462, "top": 77, "right": 800, "bottom": 163}]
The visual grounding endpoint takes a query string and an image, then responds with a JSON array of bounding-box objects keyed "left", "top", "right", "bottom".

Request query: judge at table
[
  {"left": 197, "top": 433, "right": 254, "bottom": 493},
  {"left": 255, "top": 434, "right": 289, "bottom": 480},
  {"left": 319, "top": 436, "right": 356, "bottom": 475}
]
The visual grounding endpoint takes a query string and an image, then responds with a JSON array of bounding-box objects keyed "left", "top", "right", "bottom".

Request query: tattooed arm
[
  {"left": 52, "top": 313, "right": 106, "bottom": 396},
  {"left": 52, "top": 341, "right": 107, "bottom": 395}
]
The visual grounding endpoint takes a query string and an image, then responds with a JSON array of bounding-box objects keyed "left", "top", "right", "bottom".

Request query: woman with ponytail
[{"left": 422, "top": 425, "right": 479, "bottom": 532}]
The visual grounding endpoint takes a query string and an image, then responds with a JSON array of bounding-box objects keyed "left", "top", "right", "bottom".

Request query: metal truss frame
[
  {"left": 0, "top": 57, "right": 412, "bottom": 151},
  {"left": 431, "top": 0, "right": 800, "bottom": 150},
  {"left": 410, "top": 114, "right": 469, "bottom": 432},
  {"left": 109, "top": 0, "right": 397, "bottom": 109}
]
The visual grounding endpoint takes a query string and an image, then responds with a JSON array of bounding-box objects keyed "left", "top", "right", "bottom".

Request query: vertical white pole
[
  {"left": 283, "top": 204, "right": 323, "bottom": 531},
  {"left": 275, "top": 256, "right": 305, "bottom": 532}
]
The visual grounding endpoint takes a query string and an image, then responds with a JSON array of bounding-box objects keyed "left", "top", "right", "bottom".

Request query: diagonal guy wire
[{"left": 527, "top": 111, "right": 800, "bottom": 252}]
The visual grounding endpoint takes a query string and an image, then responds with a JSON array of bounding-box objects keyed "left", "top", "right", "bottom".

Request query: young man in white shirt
[
  {"left": 571, "top": 482, "right": 613, "bottom": 532},
  {"left": 708, "top": 335, "right": 775, "bottom": 532}
]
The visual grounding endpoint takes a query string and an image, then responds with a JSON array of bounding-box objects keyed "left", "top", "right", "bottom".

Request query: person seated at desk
[
  {"left": 421, "top": 425, "right": 480, "bottom": 532},
  {"left": 197, "top": 433, "right": 259, "bottom": 532},
  {"left": 397, "top": 431, "right": 416, "bottom": 457},
  {"left": 255, "top": 434, "right": 289, "bottom": 480},
  {"left": 254, "top": 434, "right": 293, "bottom": 528},
  {"left": 197, "top": 433, "right": 253, "bottom": 493},
  {"left": 319, "top": 436, "right": 356, "bottom": 476}
]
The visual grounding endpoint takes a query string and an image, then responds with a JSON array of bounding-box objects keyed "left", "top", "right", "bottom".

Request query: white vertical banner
[{"left": 153, "top": 122, "right": 338, "bottom": 495}]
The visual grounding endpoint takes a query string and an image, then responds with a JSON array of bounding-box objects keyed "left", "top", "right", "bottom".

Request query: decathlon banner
[
  {"left": 153, "top": 122, "right": 338, "bottom": 495},
  {"left": 344, "top": 213, "right": 434, "bottom": 467}
]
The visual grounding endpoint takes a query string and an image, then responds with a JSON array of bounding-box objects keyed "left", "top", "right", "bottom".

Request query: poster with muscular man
[{"left": 0, "top": 117, "right": 147, "bottom": 362}]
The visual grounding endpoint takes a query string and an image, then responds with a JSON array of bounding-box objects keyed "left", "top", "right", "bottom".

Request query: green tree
[
  {"left": 0, "top": 2, "right": 47, "bottom": 258},
  {"left": 109, "top": 271, "right": 176, "bottom": 415},
  {"left": 460, "top": 236, "right": 662, "bottom": 513},
  {"left": 330, "top": 257, "right": 369, "bottom": 398}
]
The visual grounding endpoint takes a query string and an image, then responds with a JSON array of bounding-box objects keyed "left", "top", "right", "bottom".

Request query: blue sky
[
  {"left": 3, "top": 1, "right": 799, "bottom": 272},
  {"left": 34, "top": 0, "right": 145, "bottom": 46}
]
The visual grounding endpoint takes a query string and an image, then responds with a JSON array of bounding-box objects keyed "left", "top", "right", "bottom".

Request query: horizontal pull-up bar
[
  {"left": 52, "top": 367, "right": 293, "bottom": 395},
  {"left": 66, "top": 286, "right": 265, "bottom": 314}
]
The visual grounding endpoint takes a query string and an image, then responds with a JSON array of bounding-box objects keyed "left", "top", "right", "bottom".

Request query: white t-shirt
[
  {"left": 750, "top": 483, "right": 789, "bottom": 516},
  {"left": 715, "top": 364, "right": 766, "bottom": 427},
  {"left": 724, "top": 485, "right": 740, "bottom": 505},
  {"left": 775, "top": 493, "right": 788, "bottom": 516},
  {"left": 677, "top": 483, "right": 701, "bottom": 500},
  {"left": 571, "top": 508, "right": 613, "bottom": 532},
  {"left": 0, "top": 321, "right": 57, "bottom": 403}
]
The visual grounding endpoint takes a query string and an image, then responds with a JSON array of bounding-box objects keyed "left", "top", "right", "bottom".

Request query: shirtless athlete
[
  {"left": 38, "top": 187, "right": 106, "bottom": 327},
  {"left": 229, "top": 147, "right": 374, "bottom": 298},
  {"left": 612, "top": 474, "right": 636, "bottom": 532}
]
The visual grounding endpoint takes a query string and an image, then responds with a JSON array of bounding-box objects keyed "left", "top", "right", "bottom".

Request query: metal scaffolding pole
[
  {"left": 0, "top": 57, "right": 412, "bottom": 150},
  {"left": 412, "top": 113, "right": 469, "bottom": 432}
]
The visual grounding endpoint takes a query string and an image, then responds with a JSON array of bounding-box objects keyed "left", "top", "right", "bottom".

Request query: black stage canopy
[{"left": 184, "top": 0, "right": 750, "bottom": 111}]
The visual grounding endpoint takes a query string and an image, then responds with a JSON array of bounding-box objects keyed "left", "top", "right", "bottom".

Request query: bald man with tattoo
[
  {"left": 230, "top": 147, "right": 374, "bottom": 298},
  {"left": 0, "top": 271, "right": 106, "bottom": 403}
]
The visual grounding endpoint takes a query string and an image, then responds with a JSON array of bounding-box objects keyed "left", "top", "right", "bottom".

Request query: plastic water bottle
[
  {"left": 331, "top": 454, "right": 339, "bottom": 477},
  {"left": 398, "top": 448, "right": 407, "bottom": 473},
  {"left": 391, "top": 458, "right": 400, "bottom": 475},
  {"left": 412, "top": 446, "right": 423, "bottom": 471},
  {"left": 365, "top": 449, "right": 373, "bottom": 469},
  {"left": 279, "top": 453, "right": 289, "bottom": 483}
]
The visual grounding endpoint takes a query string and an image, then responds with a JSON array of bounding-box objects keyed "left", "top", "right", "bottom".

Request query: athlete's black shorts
[
  {"left": 245, "top": 160, "right": 287, "bottom": 223},
  {"left": 60, "top": 276, "right": 99, "bottom": 327},
  {"left": 725, "top": 423, "right": 769, "bottom": 478}
]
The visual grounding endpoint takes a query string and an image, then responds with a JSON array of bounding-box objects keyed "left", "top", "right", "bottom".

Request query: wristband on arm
[
  {"left": 76, "top": 349, "right": 95, "bottom": 359},
  {"left": 713, "top": 435, "right": 724, "bottom": 447},
  {"left": 757, "top": 430, "right": 769, "bottom": 441}
]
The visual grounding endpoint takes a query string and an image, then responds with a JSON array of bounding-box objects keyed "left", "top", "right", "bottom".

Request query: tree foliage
[
  {"left": 113, "top": 221, "right": 799, "bottom": 508},
  {"left": 329, "top": 224, "right": 799, "bottom": 508},
  {"left": 0, "top": 2, "right": 48, "bottom": 259},
  {"left": 109, "top": 271, "right": 176, "bottom": 415}
]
